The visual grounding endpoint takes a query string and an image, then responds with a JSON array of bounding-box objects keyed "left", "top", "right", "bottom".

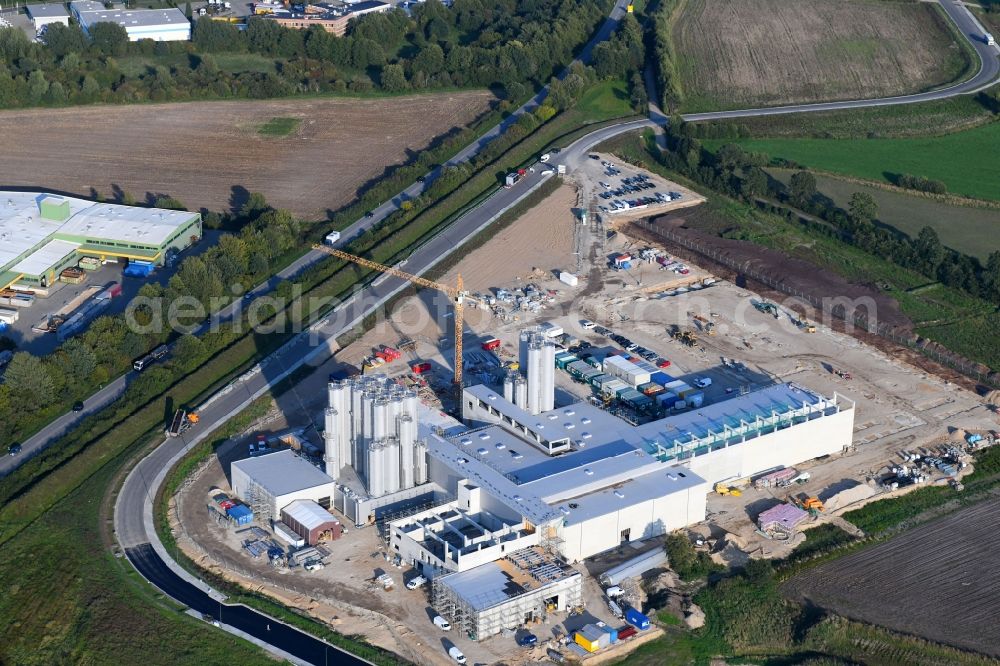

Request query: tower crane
[{"left": 312, "top": 245, "right": 467, "bottom": 388}]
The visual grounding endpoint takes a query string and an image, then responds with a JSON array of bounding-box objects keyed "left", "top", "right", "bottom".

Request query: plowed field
[
  {"left": 673, "top": 0, "right": 968, "bottom": 111},
  {"left": 0, "top": 92, "right": 493, "bottom": 218},
  {"left": 784, "top": 499, "right": 1000, "bottom": 657}
]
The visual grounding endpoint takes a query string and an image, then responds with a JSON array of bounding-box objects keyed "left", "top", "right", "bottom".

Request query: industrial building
[
  {"left": 280, "top": 499, "right": 342, "bottom": 545},
  {"left": 435, "top": 380, "right": 853, "bottom": 563},
  {"left": 260, "top": 0, "right": 390, "bottom": 36},
  {"left": 390, "top": 481, "right": 540, "bottom": 576},
  {"left": 70, "top": 1, "right": 191, "bottom": 41},
  {"left": 26, "top": 4, "right": 70, "bottom": 33},
  {"left": 431, "top": 546, "right": 582, "bottom": 640},
  {"left": 323, "top": 375, "right": 427, "bottom": 495},
  {"left": 0, "top": 191, "right": 201, "bottom": 290},
  {"left": 230, "top": 450, "right": 337, "bottom": 524}
]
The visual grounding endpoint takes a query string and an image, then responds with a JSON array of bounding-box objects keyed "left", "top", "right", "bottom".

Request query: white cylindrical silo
[
  {"left": 503, "top": 372, "right": 515, "bottom": 402},
  {"left": 514, "top": 375, "right": 528, "bottom": 409},
  {"left": 414, "top": 440, "right": 428, "bottom": 485},
  {"left": 540, "top": 340, "right": 556, "bottom": 412}
]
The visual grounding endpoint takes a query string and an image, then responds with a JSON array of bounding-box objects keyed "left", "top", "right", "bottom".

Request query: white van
[
  {"left": 405, "top": 575, "right": 427, "bottom": 590},
  {"left": 694, "top": 377, "right": 712, "bottom": 388},
  {"left": 448, "top": 646, "right": 467, "bottom": 664},
  {"left": 433, "top": 615, "right": 452, "bottom": 630},
  {"left": 325, "top": 231, "right": 341, "bottom": 246}
]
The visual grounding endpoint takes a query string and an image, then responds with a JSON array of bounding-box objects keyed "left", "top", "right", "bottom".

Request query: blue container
[
  {"left": 625, "top": 607, "right": 650, "bottom": 630},
  {"left": 651, "top": 372, "right": 673, "bottom": 385},
  {"left": 226, "top": 504, "right": 254, "bottom": 525}
]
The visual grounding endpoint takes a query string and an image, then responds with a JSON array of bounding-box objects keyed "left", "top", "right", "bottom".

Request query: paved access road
[{"left": 1, "top": 0, "right": 633, "bottom": 479}]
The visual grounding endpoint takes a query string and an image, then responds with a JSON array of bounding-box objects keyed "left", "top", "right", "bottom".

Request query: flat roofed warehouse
[
  {"left": 70, "top": 1, "right": 191, "bottom": 41},
  {"left": 231, "top": 450, "right": 337, "bottom": 523},
  {"left": 0, "top": 191, "right": 201, "bottom": 289}
]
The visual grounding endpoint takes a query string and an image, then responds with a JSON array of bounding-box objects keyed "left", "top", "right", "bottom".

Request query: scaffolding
[
  {"left": 243, "top": 476, "right": 273, "bottom": 526},
  {"left": 432, "top": 547, "right": 582, "bottom": 641}
]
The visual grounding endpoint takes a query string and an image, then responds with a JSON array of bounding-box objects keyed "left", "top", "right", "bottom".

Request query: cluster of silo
[
  {"left": 323, "top": 374, "right": 427, "bottom": 496},
  {"left": 516, "top": 328, "right": 556, "bottom": 414}
]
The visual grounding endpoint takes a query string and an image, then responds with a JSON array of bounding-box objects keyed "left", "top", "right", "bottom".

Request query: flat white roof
[
  {"left": 12, "top": 239, "right": 80, "bottom": 276},
  {"left": 77, "top": 7, "right": 190, "bottom": 29},
  {"left": 27, "top": 3, "right": 71, "bottom": 18},
  {"left": 232, "top": 450, "right": 335, "bottom": 499},
  {"left": 0, "top": 191, "right": 198, "bottom": 275},
  {"left": 281, "top": 499, "right": 339, "bottom": 530}
]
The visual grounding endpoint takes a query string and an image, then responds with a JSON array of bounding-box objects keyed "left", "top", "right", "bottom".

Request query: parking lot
[{"left": 583, "top": 152, "right": 705, "bottom": 222}]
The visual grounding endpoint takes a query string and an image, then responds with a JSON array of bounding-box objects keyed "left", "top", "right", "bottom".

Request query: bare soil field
[
  {"left": 0, "top": 93, "right": 493, "bottom": 218},
  {"left": 784, "top": 498, "right": 1000, "bottom": 657},
  {"left": 673, "top": 0, "right": 968, "bottom": 111}
]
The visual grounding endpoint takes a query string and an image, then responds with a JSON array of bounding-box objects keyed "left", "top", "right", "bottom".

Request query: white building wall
[
  {"left": 682, "top": 407, "right": 854, "bottom": 484},
  {"left": 32, "top": 16, "right": 70, "bottom": 32},
  {"left": 556, "top": 483, "right": 707, "bottom": 563}
]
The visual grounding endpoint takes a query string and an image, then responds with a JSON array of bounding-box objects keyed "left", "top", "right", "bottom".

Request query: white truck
[
  {"left": 986, "top": 33, "right": 996, "bottom": 47},
  {"left": 325, "top": 230, "right": 341, "bottom": 246}
]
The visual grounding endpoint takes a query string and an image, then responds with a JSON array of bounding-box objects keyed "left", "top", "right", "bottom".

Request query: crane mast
[{"left": 313, "top": 245, "right": 466, "bottom": 388}]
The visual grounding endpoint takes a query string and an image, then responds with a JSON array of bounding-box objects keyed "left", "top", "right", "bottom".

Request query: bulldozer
[{"left": 794, "top": 494, "right": 824, "bottom": 515}]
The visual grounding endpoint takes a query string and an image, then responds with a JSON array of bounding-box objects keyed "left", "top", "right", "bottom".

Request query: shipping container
[
  {"left": 0, "top": 308, "right": 19, "bottom": 324},
  {"left": 79, "top": 256, "right": 101, "bottom": 271},
  {"left": 617, "top": 626, "right": 638, "bottom": 640},
  {"left": 625, "top": 607, "right": 650, "bottom": 630},
  {"left": 574, "top": 631, "right": 600, "bottom": 653},
  {"left": 411, "top": 362, "right": 431, "bottom": 374},
  {"left": 638, "top": 382, "right": 664, "bottom": 396},
  {"left": 651, "top": 371, "right": 673, "bottom": 385},
  {"left": 481, "top": 338, "right": 501, "bottom": 351},
  {"left": 559, "top": 272, "right": 578, "bottom": 287},
  {"left": 227, "top": 504, "right": 254, "bottom": 525},
  {"left": 219, "top": 499, "right": 236, "bottom": 510},
  {"left": 555, "top": 354, "right": 578, "bottom": 370},
  {"left": 656, "top": 391, "right": 679, "bottom": 408},
  {"left": 687, "top": 392, "right": 705, "bottom": 408}
]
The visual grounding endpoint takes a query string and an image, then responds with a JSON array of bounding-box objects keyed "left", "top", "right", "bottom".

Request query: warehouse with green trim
[{"left": 0, "top": 191, "right": 202, "bottom": 290}]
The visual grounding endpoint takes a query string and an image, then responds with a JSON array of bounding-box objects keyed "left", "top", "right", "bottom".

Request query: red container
[
  {"left": 219, "top": 499, "right": 236, "bottom": 510},
  {"left": 617, "top": 626, "right": 637, "bottom": 640},
  {"left": 482, "top": 339, "right": 501, "bottom": 351},
  {"left": 411, "top": 362, "right": 431, "bottom": 374}
]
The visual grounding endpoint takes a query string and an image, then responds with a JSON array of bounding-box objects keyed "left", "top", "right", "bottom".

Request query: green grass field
[
  {"left": 574, "top": 78, "right": 635, "bottom": 121},
  {"left": 0, "top": 446, "right": 275, "bottom": 666},
  {"left": 767, "top": 169, "right": 1000, "bottom": 259},
  {"left": 711, "top": 121, "right": 1000, "bottom": 201},
  {"left": 257, "top": 116, "right": 301, "bottom": 136}
]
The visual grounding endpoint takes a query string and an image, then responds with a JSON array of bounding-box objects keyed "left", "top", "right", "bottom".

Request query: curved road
[
  {"left": 52, "top": 0, "right": 1000, "bottom": 662},
  {"left": 7, "top": 0, "right": 997, "bottom": 479}
]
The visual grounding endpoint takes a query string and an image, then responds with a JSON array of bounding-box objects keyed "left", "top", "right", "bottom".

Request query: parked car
[
  {"left": 406, "top": 575, "right": 428, "bottom": 590},
  {"left": 657, "top": 358, "right": 672, "bottom": 368},
  {"left": 8, "top": 443, "right": 22, "bottom": 456},
  {"left": 581, "top": 319, "right": 596, "bottom": 330},
  {"left": 72, "top": 401, "right": 84, "bottom": 412},
  {"left": 433, "top": 615, "right": 452, "bottom": 630},
  {"left": 518, "top": 633, "right": 538, "bottom": 647},
  {"left": 695, "top": 377, "right": 712, "bottom": 388}
]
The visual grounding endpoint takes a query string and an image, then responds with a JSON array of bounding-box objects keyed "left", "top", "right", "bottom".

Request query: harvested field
[
  {"left": 0, "top": 92, "right": 493, "bottom": 219},
  {"left": 784, "top": 498, "right": 1000, "bottom": 657},
  {"left": 673, "top": 0, "right": 968, "bottom": 111}
]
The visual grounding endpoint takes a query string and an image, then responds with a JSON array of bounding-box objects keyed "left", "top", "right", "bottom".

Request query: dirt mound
[
  {"left": 984, "top": 390, "right": 1000, "bottom": 406},
  {"left": 637, "top": 217, "right": 911, "bottom": 330}
]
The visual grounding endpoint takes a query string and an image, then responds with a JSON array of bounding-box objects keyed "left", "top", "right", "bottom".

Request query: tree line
[
  {"left": 654, "top": 119, "right": 1000, "bottom": 306},
  {"left": 0, "top": 196, "right": 298, "bottom": 443},
  {"left": 0, "top": 0, "right": 609, "bottom": 108}
]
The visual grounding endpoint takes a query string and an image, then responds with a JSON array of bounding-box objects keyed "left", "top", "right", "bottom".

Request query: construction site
[{"left": 169, "top": 154, "right": 1000, "bottom": 666}]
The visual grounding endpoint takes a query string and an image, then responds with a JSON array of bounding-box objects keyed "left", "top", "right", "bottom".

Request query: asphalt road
[
  {"left": 126, "top": 544, "right": 365, "bottom": 666},
  {"left": 8, "top": 0, "right": 995, "bottom": 480},
  {"left": 0, "top": 0, "right": 632, "bottom": 480}
]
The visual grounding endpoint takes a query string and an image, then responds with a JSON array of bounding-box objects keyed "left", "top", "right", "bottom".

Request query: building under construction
[{"left": 431, "top": 546, "right": 581, "bottom": 640}]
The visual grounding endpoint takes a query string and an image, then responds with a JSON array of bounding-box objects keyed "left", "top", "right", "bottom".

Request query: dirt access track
[
  {"left": 0, "top": 92, "right": 493, "bottom": 219},
  {"left": 673, "top": 0, "right": 968, "bottom": 110}
]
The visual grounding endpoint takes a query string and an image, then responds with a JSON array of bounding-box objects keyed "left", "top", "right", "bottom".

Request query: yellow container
[{"left": 575, "top": 632, "right": 600, "bottom": 653}]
